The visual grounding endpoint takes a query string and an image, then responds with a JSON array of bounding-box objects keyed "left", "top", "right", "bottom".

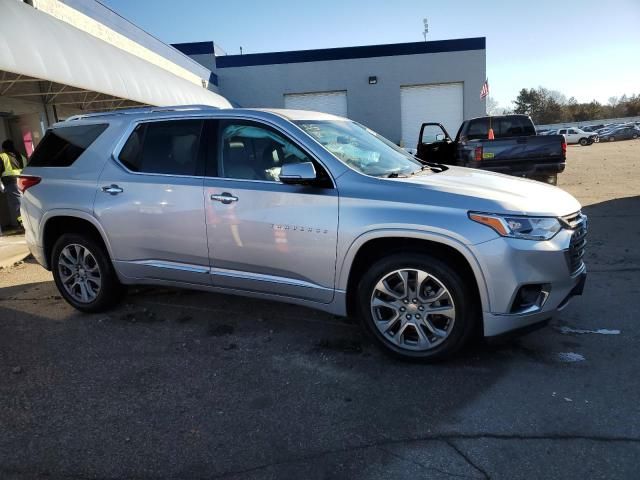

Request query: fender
[
  {"left": 39, "top": 208, "right": 115, "bottom": 269},
  {"left": 337, "top": 228, "right": 491, "bottom": 313}
]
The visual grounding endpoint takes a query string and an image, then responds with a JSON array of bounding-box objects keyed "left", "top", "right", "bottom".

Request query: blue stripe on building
[
  {"left": 172, "top": 41, "right": 216, "bottom": 56},
  {"left": 215, "top": 37, "right": 485, "bottom": 68}
]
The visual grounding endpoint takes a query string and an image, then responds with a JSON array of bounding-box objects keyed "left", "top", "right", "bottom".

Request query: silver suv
[{"left": 19, "top": 106, "right": 587, "bottom": 360}]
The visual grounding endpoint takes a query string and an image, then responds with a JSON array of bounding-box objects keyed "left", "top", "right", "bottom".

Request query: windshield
[{"left": 295, "top": 120, "right": 424, "bottom": 177}]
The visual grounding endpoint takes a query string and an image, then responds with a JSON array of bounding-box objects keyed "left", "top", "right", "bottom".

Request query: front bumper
[
  {"left": 472, "top": 229, "right": 587, "bottom": 337},
  {"left": 483, "top": 269, "right": 586, "bottom": 337}
]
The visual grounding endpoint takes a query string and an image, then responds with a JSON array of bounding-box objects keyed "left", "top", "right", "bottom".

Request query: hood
[{"left": 393, "top": 167, "right": 581, "bottom": 217}]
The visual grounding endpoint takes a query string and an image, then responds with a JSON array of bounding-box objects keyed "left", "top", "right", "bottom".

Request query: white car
[{"left": 556, "top": 127, "right": 598, "bottom": 146}]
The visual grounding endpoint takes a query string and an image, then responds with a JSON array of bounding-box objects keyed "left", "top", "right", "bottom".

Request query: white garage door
[
  {"left": 400, "top": 83, "right": 463, "bottom": 149},
  {"left": 284, "top": 91, "right": 348, "bottom": 117}
]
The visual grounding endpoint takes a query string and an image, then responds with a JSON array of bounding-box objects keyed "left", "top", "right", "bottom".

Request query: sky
[{"left": 102, "top": 0, "right": 640, "bottom": 110}]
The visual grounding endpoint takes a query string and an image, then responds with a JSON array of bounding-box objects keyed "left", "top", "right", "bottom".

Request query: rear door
[
  {"left": 94, "top": 119, "right": 211, "bottom": 285},
  {"left": 203, "top": 118, "right": 339, "bottom": 303}
]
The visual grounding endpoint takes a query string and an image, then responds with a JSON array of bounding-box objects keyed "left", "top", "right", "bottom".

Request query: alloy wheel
[
  {"left": 58, "top": 244, "right": 102, "bottom": 303},
  {"left": 370, "top": 268, "right": 456, "bottom": 351}
]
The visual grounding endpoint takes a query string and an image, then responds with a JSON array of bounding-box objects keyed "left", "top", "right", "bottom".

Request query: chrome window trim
[{"left": 110, "top": 113, "right": 336, "bottom": 188}]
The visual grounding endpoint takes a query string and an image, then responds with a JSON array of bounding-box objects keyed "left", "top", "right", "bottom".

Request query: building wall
[
  {"left": 171, "top": 42, "right": 226, "bottom": 92},
  {"left": 215, "top": 48, "right": 485, "bottom": 143}
]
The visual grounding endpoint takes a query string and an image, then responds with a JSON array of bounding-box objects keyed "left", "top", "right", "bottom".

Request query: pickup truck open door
[{"left": 416, "top": 123, "right": 457, "bottom": 164}]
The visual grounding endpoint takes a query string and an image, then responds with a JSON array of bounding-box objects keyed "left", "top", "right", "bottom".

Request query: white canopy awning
[{"left": 0, "top": 0, "right": 231, "bottom": 110}]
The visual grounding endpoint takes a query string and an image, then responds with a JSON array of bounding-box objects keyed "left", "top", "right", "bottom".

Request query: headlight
[{"left": 469, "top": 212, "right": 562, "bottom": 240}]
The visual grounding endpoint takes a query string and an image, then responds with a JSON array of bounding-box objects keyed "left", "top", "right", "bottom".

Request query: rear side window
[
  {"left": 495, "top": 117, "right": 536, "bottom": 138},
  {"left": 28, "top": 123, "right": 108, "bottom": 167},
  {"left": 119, "top": 120, "right": 204, "bottom": 176},
  {"left": 465, "top": 118, "right": 488, "bottom": 140}
]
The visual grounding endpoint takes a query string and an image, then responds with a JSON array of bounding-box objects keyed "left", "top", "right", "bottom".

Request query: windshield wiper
[
  {"left": 386, "top": 172, "right": 408, "bottom": 178},
  {"left": 413, "top": 163, "right": 448, "bottom": 175}
]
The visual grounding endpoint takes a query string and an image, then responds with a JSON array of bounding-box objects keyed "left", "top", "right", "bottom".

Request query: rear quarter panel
[{"left": 21, "top": 121, "right": 125, "bottom": 249}]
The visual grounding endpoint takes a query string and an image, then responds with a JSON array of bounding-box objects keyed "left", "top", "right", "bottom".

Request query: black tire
[
  {"left": 357, "top": 253, "right": 477, "bottom": 361},
  {"left": 633, "top": 133, "right": 638, "bottom": 139},
  {"left": 51, "top": 233, "right": 125, "bottom": 312},
  {"left": 532, "top": 174, "right": 558, "bottom": 185},
  {"left": 579, "top": 138, "right": 588, "bottom": 146},
  {"left": 609, "top": 136, "right": 615, "bottom": 142}
]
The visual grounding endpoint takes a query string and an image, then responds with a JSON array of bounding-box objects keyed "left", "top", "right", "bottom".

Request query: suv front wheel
[
  {"left": 358, "top": 253, "right": 476, "bottom": 361},
  {"left": 52, "top": 233, "right": 124, "bottom": 312}
]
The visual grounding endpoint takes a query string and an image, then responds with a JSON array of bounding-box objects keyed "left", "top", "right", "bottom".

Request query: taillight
[
  {"left": 561, "top": 140, "right": 567, "bottom": 159},
  {"left": 17, "top": 175, "right": 41, "bottom": 193},
  {"left": 474, "top": 146, "right": 483, "bottom": 162}
]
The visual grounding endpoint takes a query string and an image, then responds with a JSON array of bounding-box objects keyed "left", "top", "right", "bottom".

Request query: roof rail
[{"left": 65, "top": 104, "right": 221, "bottom": 122}]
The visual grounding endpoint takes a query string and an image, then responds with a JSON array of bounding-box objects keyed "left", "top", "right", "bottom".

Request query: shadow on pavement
[{"left": 1, "top": 196, "right": 638, "bottom": 478}]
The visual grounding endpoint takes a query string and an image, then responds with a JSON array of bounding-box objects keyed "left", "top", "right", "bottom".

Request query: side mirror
[
  {"left": 279, "top": 162, "right": 317, "bottom": 185},
  {"left": 435, "top": 133, "right": 445, "bottom": 141}
]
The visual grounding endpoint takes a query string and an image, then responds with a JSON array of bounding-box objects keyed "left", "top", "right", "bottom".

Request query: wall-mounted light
[{"left": 368, "top": 76, "right": 378, "bottom": 85}]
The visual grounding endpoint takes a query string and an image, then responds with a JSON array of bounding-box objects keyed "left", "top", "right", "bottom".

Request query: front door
[
  {"left": 416, "top": 122, "right": 456, "bottom": 164},
  {"left": 203, "top": 119, "right": 339, "bottom": 303},
  {"left": 94, "top": 119, "right": 210, "bottom": 285}
]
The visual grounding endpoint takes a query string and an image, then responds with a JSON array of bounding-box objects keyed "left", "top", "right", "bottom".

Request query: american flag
[{"left": 480, "top": 78, "right": 489, "bottom": 99}]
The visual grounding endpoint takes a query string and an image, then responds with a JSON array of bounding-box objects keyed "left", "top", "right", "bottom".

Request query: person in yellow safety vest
[{"left": 1, "top": 139, "right": 28, "bottom": 232}]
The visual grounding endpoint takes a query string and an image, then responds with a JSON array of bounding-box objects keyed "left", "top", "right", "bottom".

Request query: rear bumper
[
  {"left": 466, "top": 161, "right": 565, "bottom": 178},
  {"left": 25, "top": 234, "right": 47, "bottom": 269},
  {"left": 21, "top": 204, "right": 48, "bottom": 269}
]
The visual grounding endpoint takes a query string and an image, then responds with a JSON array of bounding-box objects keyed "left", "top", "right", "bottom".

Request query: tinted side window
[
  {"left": 119, "top": 120, "right": 204, "bottom": 176},
  {"left": 218, "top": 120, "right": 311, "bottom": 182},
  {"left": 28, "top": 123, "right": 108, "bottom": 167},
  {"left": 465, "top": 118, "right": 488, "bottom": 141},
  {"left": 495, "top": 117, "right": 536, "bottom": 138}
]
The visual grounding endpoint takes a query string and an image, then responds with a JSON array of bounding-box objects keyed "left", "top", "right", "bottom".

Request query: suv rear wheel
[
  {"left": 52, "top": 233, "right": 124, "bottom": 312},
  {"left": 357, "top": 253, "right": 476, "bottom": 361}
]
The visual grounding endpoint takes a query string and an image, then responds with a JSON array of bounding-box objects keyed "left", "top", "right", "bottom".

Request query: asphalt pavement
[{"left": 1, "top": 141, "right": 639, "bottom": 479}]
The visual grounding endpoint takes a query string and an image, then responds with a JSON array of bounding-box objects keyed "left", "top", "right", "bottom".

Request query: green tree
[
  {"left": 510, "top": 88, "right": 639, "bottom": 124},
  {"left": 513, "top": 88, "right": 541, "bottom": 117}
]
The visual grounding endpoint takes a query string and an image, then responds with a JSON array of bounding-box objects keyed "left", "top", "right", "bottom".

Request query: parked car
[
  {"left": 596, "top": 127, "right": 614, "bottom": 136},
  {"left": 415, "top": 114, "right": 566, "bottom": 185},
  {"left": 19, "top": 106, "right": 587, "bottom": 361},
  {"left": 556, "top": 127, "right": 598, "bottom": 146},
  {"left": 601, "top": 126, "right": 640, "bottom": 142},
  {"left": 581, "top": 124, "right": 605, "bottom": 132}
]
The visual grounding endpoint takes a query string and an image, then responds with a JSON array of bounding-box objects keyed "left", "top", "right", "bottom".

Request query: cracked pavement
[{"left": 1, "top": 141, "right": 639, "bottom": 479}]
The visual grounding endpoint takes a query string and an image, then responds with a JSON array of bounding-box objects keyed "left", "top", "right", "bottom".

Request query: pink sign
[{"left": 22, "top": 130, "right": 34, "bottom": 157}]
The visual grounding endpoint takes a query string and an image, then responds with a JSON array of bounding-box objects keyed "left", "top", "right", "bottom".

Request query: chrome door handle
[
  {"left": 210, "top": 192, "right": 238, "bottom": 204},
  {"left": 102, "top": 184, "right": 123, "bottom": 195}
]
